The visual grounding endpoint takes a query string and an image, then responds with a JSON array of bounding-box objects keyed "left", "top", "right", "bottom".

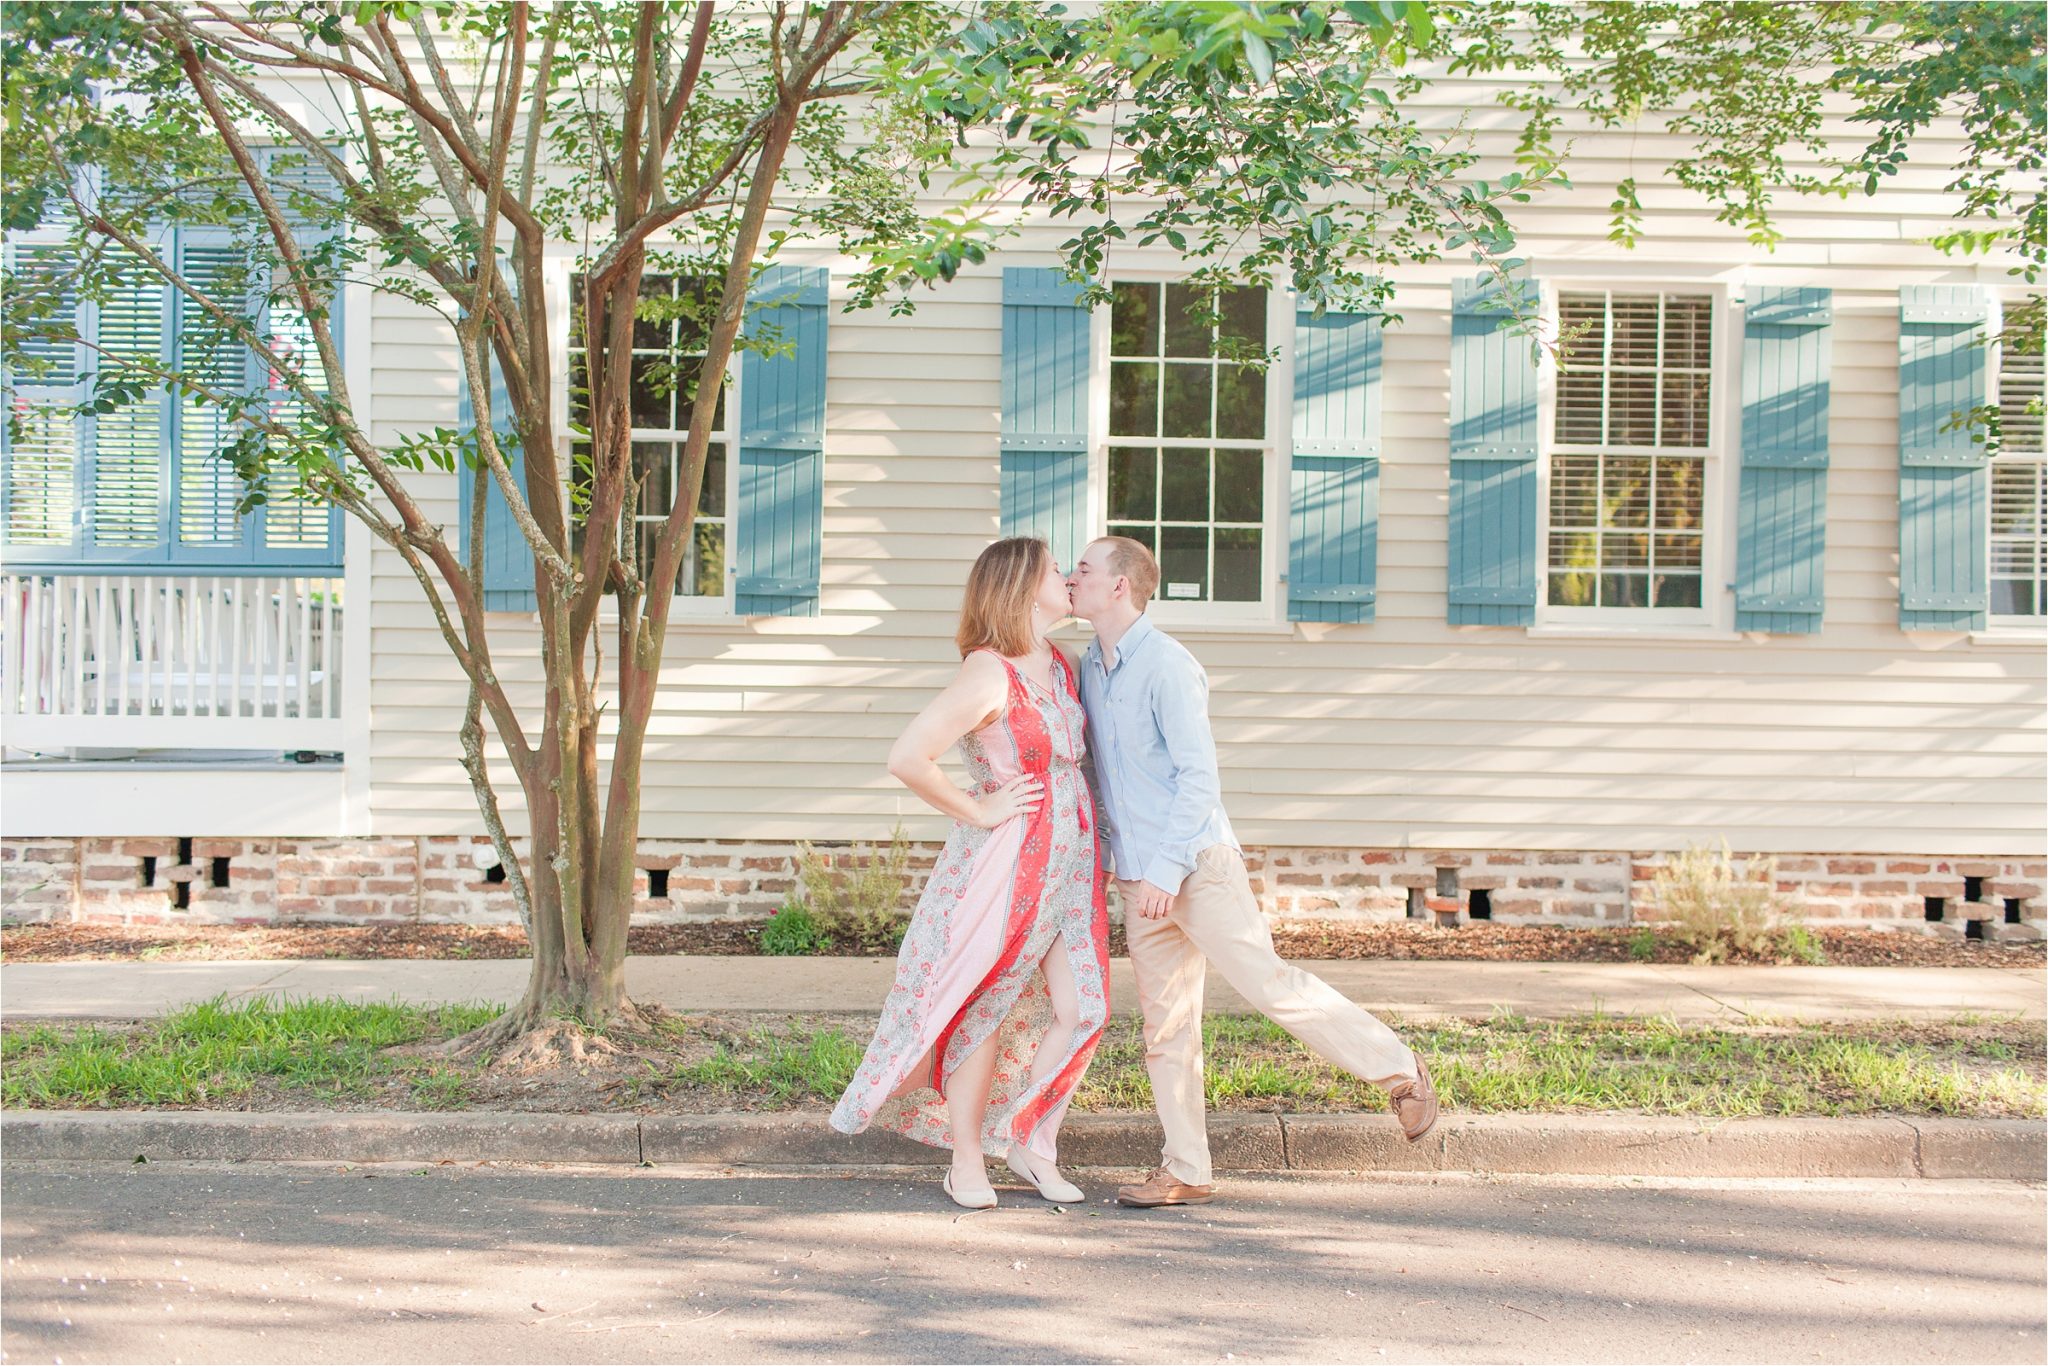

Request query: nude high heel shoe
[
  {"left": 942, "top": 1169, "right": 998, "bottom": 1210},
  {"left": 1006, "top": 1144, "right": 1084, "bottom": 1204}
]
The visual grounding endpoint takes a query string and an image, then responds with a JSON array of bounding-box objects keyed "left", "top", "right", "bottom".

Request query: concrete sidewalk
[{"left": 2, "top": 955, "right": 2040, "bottom": 1022}]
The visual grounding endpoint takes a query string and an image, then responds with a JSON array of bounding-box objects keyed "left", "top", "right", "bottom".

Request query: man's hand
[{"left": 1127, "top": 879, "right": 1175, "bottom": 920}]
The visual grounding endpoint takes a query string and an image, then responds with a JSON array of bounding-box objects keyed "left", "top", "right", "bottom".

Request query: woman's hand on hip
[{"left": 972, "top": 774, "right": 1043, "bottom": 828}]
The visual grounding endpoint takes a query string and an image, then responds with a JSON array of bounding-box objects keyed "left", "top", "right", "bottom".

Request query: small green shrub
[
  {"left": 1646, "top": 841, "right": 1800, "bottom": 964},
  {"left": 760, "top": 897, "right": 827, "bottom": 956},
  {"left": 798, "top": 826, "right": 912, "bottom": 953},
  {"left": 1626, "top": 926, "right": 1658, "bottom": 962},
  {"left": 1779, "top": 923, "right": 1828, "bottom": 965}
]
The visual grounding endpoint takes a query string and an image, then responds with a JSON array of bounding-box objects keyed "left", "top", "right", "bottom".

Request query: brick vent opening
[
  {"left": 1405, "top": 887, "right": 1427, "bottom": 920},
  {"left": 140, "top": 856, "right": 157, "bottom": 888},
  {"left": 482, "top": 863, "right": 507, "bottom": 885},
  {"left": 211, "top": 857, "right": 231, "bottom": 889},
  {"left": 1469, "top": 889, "right": 1493, "bottom": 920},
  {"left": 1925, "top": 896, "right": 1945, "bottom": 922},
  {"left": 1965, "top": 918, "right": 1985, "bottom": 941},
  {"left": 647, "top": 867, "right": 670, "bottom": 899},
  {"left": 2006, "top": 898, "right": 2025, "bottom": 925},
  {"left": 1964, "top": 875, "right": 1985, "bottom": 902},
  {"left": 1433, "top": 867, "right": 1459, "bottom": 897}
]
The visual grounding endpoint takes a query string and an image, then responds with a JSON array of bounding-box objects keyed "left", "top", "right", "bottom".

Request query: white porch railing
[{"left": 0, "top": 573, "right": 344, "bottom": 752}]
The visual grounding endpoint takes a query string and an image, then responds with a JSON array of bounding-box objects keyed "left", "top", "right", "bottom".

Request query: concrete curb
[{"left": 3, "top": 1110, "right": 2041, "bottom": 1180}]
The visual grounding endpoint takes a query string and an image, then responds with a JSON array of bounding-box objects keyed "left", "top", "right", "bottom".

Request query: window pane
[
  {"left": 1653, "top": 573, "right": 1703, "bottom": 608},
  {"left": 1654, "top": 532, "right": 1703, "bottom": 571},
  {"left": 1161, "top": 364, "right": 1213, "bottom": 439},
  {"left": 1663, "top": 295, "right": 1713, "bottom": 370},
  {"left": 1654, "top": 456, "right": 1704, "bottom": 531},
  {"left": 1604, "top": 456, "right": 1652, "bottom": 529},
  {"left": 1601, "top": 532, "right": 1649, "bottom": 568},
  {"left": 1549, "top": 571, "right": 1595, "bottom": 607},
  {"left": 1609, "top": 296, "right": 1661, "bottom": 369},
  {"left": 699, "top": 443, "right": 727, "bottom": 518},
  {"left": 1608, "top": 371, "right": 1658, "bottom": 446},
  {"left": 1215, "top": 364, "right": 1265, "bottom": 439},
  {"left": 1160, "top": 447, "right": 1210, "bottom": 522},
  {"left": 690, "top": 520, "right": 725, "bottom": 598},
  {"left": 1558, "top": 293, "right": 1606, "bottom": 357},
  {"left": 1159, "top": 524, "right": 1207, "bottom": 599},
  {"left": 1556, "top": 369, "right": 1605, "bottom": 444},
  {"left": 1991, "top": 461, "right": 2042, "bottom": 535},
  {"left": 1600, "top": 573, "right": 1649, "bottom": 607},
  {"left": 629, "top": 354, "right": 671, "bottom": 429},
  {"left": 1164, "top": 283, "right": 1210, "bottom": 358},
  {"left": 633, "top": 441, "right": 674, "bottom": 515},
  {"left": 1551, "top": 454, "right": 1600, "bottom": 527},
  {"left": 1108, "top": 447, "right": 1157, "bottom": 522},
  {"left": 634, "top": 274, "right": 674, "bottom": 350},
  {"left": 1107, "top": 523, "right": 1156, "bottom": 554},
  {"left": 1110, "top": 361, "right": 1160, "bottom": 437},
  {"left": 1217, "top": 287, "right": 1265, "bottom": 349},
  {"left": 1550, "top": 530, "right": 1597, "bottom": 572},
  {"left": 1111, "top": 282, "right": 1159, "bottom": 357},
  {"left": 1991, "top": 579, "right": 2037, "bottom": 616},
  {"left": 1660, "top": 373, "right": 1711, "bottom": 447},
  {"left": 1213, "top": 527, "right": 1261, "bottom": 601},
  {"left": 1214, "top": 448, "right": 1262, "bottom": 523}
]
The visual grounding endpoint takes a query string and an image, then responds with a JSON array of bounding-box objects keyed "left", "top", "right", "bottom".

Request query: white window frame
[
  {"left": 1987, "top": 292, "right": 2046, "bottom": 631},
  {"left": 547, "top": 256, "right": 740, "bottom": 620},
  {"left": 1086, "top": 272, "right": 1290, "bottom": 628},
  {"left": 1531, "top": 276, "right": 1738, "bottom": 635}
]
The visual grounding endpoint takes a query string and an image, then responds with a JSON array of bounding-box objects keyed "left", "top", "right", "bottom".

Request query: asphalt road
[{"left": 2, "top": 1163, "right": 2041, "bottom": 1364}]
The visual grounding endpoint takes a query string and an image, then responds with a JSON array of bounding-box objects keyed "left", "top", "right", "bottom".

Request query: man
[{"left": 1067, "top": 535, "right": 1438, "bottom": 1209}]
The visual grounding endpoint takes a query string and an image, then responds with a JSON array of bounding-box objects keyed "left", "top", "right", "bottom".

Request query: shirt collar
[{"left": 1092, "top": 613, "right": 1155, "bottom": 675}]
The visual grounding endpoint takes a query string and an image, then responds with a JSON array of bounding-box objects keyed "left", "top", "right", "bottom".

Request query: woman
[{"left": 829, "top": 537, "right": 1110, "bottom": 1208}]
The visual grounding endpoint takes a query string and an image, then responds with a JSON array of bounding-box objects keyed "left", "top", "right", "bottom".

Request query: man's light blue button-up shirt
[{"left": 1078, "top": 614, "right": 1238, "bottom": 896}]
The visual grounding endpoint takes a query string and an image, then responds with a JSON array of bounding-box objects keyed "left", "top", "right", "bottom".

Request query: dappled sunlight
[{"left": 5, "top": 1167, "right": 2041, "bottom": 1363}]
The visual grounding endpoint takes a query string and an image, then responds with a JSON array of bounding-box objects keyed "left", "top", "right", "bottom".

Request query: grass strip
[{"left": 1, "top": 998, "right": 2039, "bottom": 1119}]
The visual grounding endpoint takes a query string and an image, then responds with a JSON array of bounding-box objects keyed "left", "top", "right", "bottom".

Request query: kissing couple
[{"left": 829, "top": 535, "right": 1438, "bottom": 1208}]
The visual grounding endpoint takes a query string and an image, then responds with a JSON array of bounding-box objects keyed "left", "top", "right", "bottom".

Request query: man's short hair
[{"left": 1094, "top": 535, "right": 1161, "bottom": 610}]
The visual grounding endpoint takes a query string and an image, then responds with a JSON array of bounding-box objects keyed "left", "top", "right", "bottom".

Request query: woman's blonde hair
[{"left": 956, "top": 536, "right": 1052, "bottom": 659}]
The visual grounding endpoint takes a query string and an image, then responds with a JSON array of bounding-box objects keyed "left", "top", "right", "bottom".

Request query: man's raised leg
[{"left": 1118, "top": 882, "right": 1218, "bottom": 1204}]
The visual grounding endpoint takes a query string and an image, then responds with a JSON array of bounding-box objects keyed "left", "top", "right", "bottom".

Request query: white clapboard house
[{"left": 1, "top": 70, "right": 2042, "bottom": 933}]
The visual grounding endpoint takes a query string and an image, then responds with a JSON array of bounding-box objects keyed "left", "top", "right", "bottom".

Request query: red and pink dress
[{"left": 830, "top": 650, "right": 1110, "bottom": 1165}]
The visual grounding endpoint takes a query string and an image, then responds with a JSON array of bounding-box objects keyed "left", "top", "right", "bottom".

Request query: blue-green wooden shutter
[
  {"left": 1734, "top": 287, "right": 1833, "bottom": 633},
  {"left": 0, "top": 245, "right": 83, "bottom": 557},
  {"left": 736, "top": 264, "right": 827, "bottom": 616},
  {"left": 1290, "top": 304, "right": 1381, "bottom": 622},
  {"left": 1447, "top": 276, "right": 1540, "bottom": 625},
  {"left": 456, "top": 343, "right": 536, "bottom": 611},
  {"left": 1897, "top": 285, "right": 1991, "bottom": 631},
  {"left": 1000, "top": 267, "right": 1089, "bottom": 569}
]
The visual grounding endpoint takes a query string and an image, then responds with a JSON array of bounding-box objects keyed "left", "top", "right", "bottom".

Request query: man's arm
[{"left": 1139, "top": 649, "right": 1224, "bottom": 897}]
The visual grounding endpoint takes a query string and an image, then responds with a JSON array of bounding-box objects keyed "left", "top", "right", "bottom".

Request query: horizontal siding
[{"left": 360, "top": 97, "right": 2042, "bottom": 855}]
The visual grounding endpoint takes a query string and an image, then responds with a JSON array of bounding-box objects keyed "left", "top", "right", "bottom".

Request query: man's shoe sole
[{"left": 1116, "top": 1189, "right": 1216, "bottom": 1208}]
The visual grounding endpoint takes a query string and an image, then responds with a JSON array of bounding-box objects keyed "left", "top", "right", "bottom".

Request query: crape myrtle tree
[
  {"left": 0, "top": 0, "right": 1545, "bottom": 1050},
  {"left": 2, "top": 0, "right": 2036, "bottom": 1051}
]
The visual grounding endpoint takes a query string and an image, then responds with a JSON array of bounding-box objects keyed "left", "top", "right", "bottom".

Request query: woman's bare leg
[
  {"left": 943, "top": 1029, "right": 1001, "bottom": 1194},
  {"left": 1028, "top": 937, "right": 1081, "bottom": 1092}
]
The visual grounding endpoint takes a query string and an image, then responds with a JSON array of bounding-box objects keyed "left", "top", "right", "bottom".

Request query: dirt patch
[{"left": 3, "top": 918, "right": 2037, "bottom": 969}]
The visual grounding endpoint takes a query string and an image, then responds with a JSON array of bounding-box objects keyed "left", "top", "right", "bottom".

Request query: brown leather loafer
[
  {"left": 1389, "top": 1056, "right": 1440, "bottom": 1142},
  {"left": 1116, "top": 1166, "right": 1216, "bottom": 1208}
]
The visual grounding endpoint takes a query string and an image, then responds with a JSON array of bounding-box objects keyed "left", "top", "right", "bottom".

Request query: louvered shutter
[
  {"left": 1734, "top": 287, "right": 1833, "bottom": 634},
  {"left": 88, "top": 249, "right": 171, "bottom": 557},
  {"left": 173, "top": 231, "right": 255, "bottom": 559},
  {"left": 456, "top": 341, "right": 537, "bottom": 612},
  {"left": 1447, "top": 276, "right": 1540, "bottom": 625},
  {"left": 1, "top": 245, "right": 82, "bottom": 554},
  {"left": 735, "top": 264, "right": 828, "bottom": 616},
  {"left": 1289, "top": 303, "right": 1381, "bottom": 622},
  {"left": 999, "top": 267, "right": 1090, "bottom": 570},
  {"left": 1897, "top": 286, "right": 1991, "bottom": 631}
]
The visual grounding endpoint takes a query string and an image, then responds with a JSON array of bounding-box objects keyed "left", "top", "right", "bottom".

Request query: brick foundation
[{"left": 3, "top": 836, "right": 2040, "bottom": 934}]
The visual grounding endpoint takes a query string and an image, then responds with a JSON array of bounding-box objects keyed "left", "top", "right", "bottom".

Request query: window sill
[
  {"left": 1972, "top": 626, "right": 2048, "bottom": 644},
  {"left": 1069, "top": 616, "right": 1296, "bottom": 637},
  {"left": 1527, "top": 624, "right": 1744, "bottom": 642}
]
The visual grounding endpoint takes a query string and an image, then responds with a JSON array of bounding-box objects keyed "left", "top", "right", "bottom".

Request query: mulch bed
[{"left": 2, "top": 917, "right": 2038, "bottom": 969}]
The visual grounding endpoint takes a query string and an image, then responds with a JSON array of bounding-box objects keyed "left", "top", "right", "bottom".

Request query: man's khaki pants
[{"left": 1121, "top": 844, "right": 1419, "bottom": 1187}]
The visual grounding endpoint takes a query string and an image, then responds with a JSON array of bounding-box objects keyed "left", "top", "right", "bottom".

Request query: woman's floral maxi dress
[{"left": 829, "top": 650, "right": 1111, "bottom": 1164}]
